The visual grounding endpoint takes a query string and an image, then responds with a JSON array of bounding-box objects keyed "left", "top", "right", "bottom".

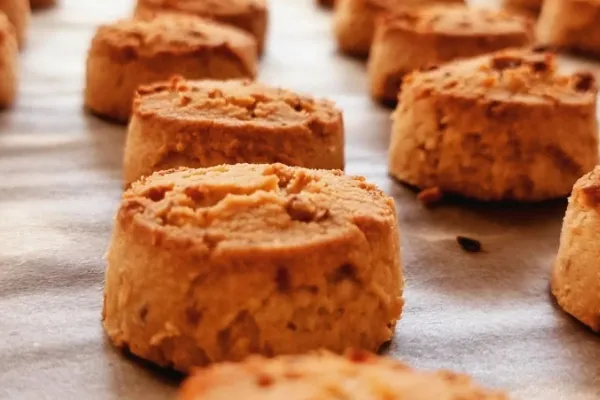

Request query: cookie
[
  {"left": 84, "top": 14, "right": 257, "bottom": 123},
  {"left": 317, "top": 0, "right": 336, "bottom": 8},
  {"left": 388, "top": 49, "right": 598, "bottom": 201},
  {"left": 30, "top": 0, "right": 56, "bottom": 10},
  {"left": 0, "top": 12, "right": 18, "bottom": 108},
  {"left": 123, "top": 77, "right": 345, "bottom": 187},
  {"left": 0, "top": 0, "right": 30, "bottom": 48},
  {"left": 333, "top": 0, "right": 464, "bottom": 57},
  {"left": 103, "top": 164, "right": 403, "bottom": 372},
  {"left": 552, "top": 167, "right": 600, "bottom": 331},
  {"left": 537, "top": 0, "right": 600, "bottom": 56},
  {"left": 134, "top": 0, "right": 268, "bottom": 55},
  {"left": 502, "top": 0, "right": 542, "bottom": 18},
  {"left": 368, "top": 5, "right": 533, "bottom": 103},
  {"left": 179, "top": 351, "right": 508, "bottom": 400}
]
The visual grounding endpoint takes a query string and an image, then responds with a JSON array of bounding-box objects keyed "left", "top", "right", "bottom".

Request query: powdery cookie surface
[
  {"left": 134, "top": 0, "right": 268, "bottom": 54},
  {"left": 552, "top": 166, "right": 600, "bottom": 331},
  {"left": 179, "top": 351, "right": 508, "bottom": 400},
  {"left": 368, "top": 5, "right": 533, "bottom": 103},
  {"left": 103, "top": 163, "right": 403, "bottom": 372},
  {"left": 124, "top": 77, "right": 345, "bottom": 186},
  {"left": 333, "top": 0, "right": 464, "bottom": 57},
  {"left": 537, "top": 0, "right": 600, "bottom": 56},
  {"left": 388, "top": 49, "right": 598, "bottom": 201},
  {"left": 0, "top": 12, "right": 18, "bottom": 108},
  {"left": 0, "top": 0, "right": 30, "bottom": 48},
  {"left": 84, "top": 14, "right": 257, "bottom": 123}
]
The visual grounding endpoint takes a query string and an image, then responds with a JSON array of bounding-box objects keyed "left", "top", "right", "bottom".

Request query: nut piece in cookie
[
  {"left": 0, "top": 12, "right": 18, "bottom": 108},
  {"left": 388, "top": 48, "right": 598, "bottom": 202},
  {"left": 178, "top": 351, "right": 508, "bottom": 400},
  {"left": 134, "top": 0, "right": 268, "bottom": 55},
  {"left": 333, "top": 0, "right": 465, "bottom": 57},
  {"left": 103, "top": 163, "right": 403, "bottom": 371},
  {"left": 368, "top": 5, "right": 533, "bottom": 104},
  {"left": 84, "top": 14, "right": 257, "bottom": 123},
  {"left": 552, "top": 166, "right": 600, "bottom": 332},
  {"left": 124, "top": 77, "right": 345, "bottom": 186}
]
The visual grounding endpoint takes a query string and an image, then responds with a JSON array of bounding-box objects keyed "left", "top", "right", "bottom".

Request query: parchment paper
[{"left": 1, "top": 1, "right": 599, "bottom": 399}]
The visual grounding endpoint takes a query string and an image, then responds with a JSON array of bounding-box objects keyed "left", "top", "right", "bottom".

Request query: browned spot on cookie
[
  {"left": 573, "top": 72, "right": 595, "bottom": 92},
  {"left": 330, "top": 263, "right": 359, "bottom": 283},
  {"left": 581, "top": 183, "right": 600, "bottom": 207},
  {"left": 347, "top": 349, "right": 371, "bottom": 363},
  {"left": 286, "top": 322, "right": 297, "bottom": 331},
  {"left": 139, "top": 305, "right": 149, "bottom": 322},
  {"left": 491, "top": 54, "right": 523, "bottom": 71},
  {"left": 186, "top": 307, "right": 203, "bottom": 326},
  {"left": 275, "top": 267, "right": 290, "bottom": 292},
  {"left": 257, "top": 373, "right": 274, "bottom": 387}
]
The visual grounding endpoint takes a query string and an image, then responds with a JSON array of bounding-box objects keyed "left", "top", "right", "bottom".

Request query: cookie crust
[
  {"left": 123, "top": 78, "right": 345, "bottom": 187},
  {"left": 388, "top": 49, "right": 599, "bottom": 201},
  {"left": 103, "top": 164, "right": 403, "bottom": 372},
  {"left": 84, "top": 14, "right": 257, "bottom": 123},
  {"left": 368, "top": 5, "right": 533, "bottom": 103}
]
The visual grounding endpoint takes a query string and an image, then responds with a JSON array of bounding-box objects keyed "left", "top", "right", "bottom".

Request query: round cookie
[
  {"left": 368, "top": 5, "right": 533, "bottom": 104},
  {"left": 30, "top": 0, "right": 56, "bottom": 9},
  {"left": 333, "top": 0, "right": 465, "bottom": 57},
  {"left": 179, "top": 351, "right": 508, "bottom": 400},
  {"left": 103, "top": 163, "right": 403, "bottom": 372},
  {"left": 552, "top": 166, "right": 600, "bottom": 332},
  {"left": 0, "top": 0, "right": 30, "bottom": 48},
  {"left": 84, "top": 14, "right": 257, "bottom": 123},
  {"left": 537, "top": 0, "right": 600, "bottom": 56},
  {"left": 502, "top": 0, "right": 542, "bottom": 18},
  {"left": 388, "top": 49, "right": 599, "bottom": 202},
  {"left": 134, "top": 0, "right": 268, "bottom": 55},
  {"left": 0, "top": 12, "right": 18, "bottom": 108},
  {"left": 123, "top": 77, "right": 345, "bottom": 187}
]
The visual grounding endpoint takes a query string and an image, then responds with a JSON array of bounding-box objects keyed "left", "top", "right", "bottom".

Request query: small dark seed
[{"left": 456, "top": 236, "right": 482, "bottom": 253}]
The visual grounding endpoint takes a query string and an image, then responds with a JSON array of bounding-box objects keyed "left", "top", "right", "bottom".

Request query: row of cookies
[
  {"left": 327, "top": 0, "right": 600, "bottom": 104},
  {"left": 0, "top": 0, "right": 58, "bottom": 108},
  {"left": 93, "top": 2, "right": 513, "bottom": 398}
]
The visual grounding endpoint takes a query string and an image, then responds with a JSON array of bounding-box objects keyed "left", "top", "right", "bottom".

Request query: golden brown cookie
[
  {"left": 0, "top": 0, "right": 30, "bottom": 48},
  {"left": 333, "top": 0, "right": 464, "bottom": 57},
  {"left": 552, "top": 166, "right": 600, "bottom": 332},
  {"left": 502, "top": 0, "right": 542, "bottom": 18},
  {"left": 103, "top": 163, "right": 403, "bottom": 372},
  {"left": 179, "top": 351, "right": 508, "bottom": 400},
  {"left": 84, "top": 14, "right": 257, "bottom": 123},
  {"left": 123, "top": 77, "right": 345, "bottom": 187},
  {"left": 0, "top": 12, "right": 18, "bottom": 108},
  {"left": 537, "top": 0, "right": 600, "bottom": 56},
  {"left": 388, "top": 49, "right": 599, "bottom": 201},
  {"left": 30, "top": 0, "right": 56, "bottom": 10},
  {"left": 368, "top": 5, "right": 533, "bottom": 103},
  {"left": 134, "top": 0, "right": 268, "bottom": 55}
]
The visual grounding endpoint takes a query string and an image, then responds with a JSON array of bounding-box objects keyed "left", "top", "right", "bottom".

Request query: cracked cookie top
[
  {"left": 134, "top": 77, "right": 341, "bottom": 129},
  {"left": 405, "top": 49, "right": 597, "bottom": 105},
  {"left": 91, "top": 14, "right": 256, "bottom": 60},
  {"left": 118, "top": 163, "right": 396, "bottom": 253},
  {"left": 381, "top": 5, "right": 532, "bottom": 37},
  {"left": 136, "top": 0, "right": 266, "bottom": 17},
  {"left": 179, "top": 350, "right": 507, "bottom": 400}
]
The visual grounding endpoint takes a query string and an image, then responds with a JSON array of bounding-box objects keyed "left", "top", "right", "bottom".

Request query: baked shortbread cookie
[
  {"left": 123, "top": 77, "right": 345, "bottom": 187},
  {"left": 389, "top": 49, "right": 599, "bottom": 201},
  {"left": 333, "top": 0, "right": 464, "bottom": 57},
  {"left": 84, "top": 14, "right": 257, "bottom": 123},
  {"left": 537, "top": 0, "right": 600, "bottom": 56},
  {"left": 0, "top": 0, "right": 30, "bottom": 48},
  {"left": 368, "top": 5, "right": 533, "bottom": 103},
  {"left": 103, "top": 164, "right": 403, "bottom": 372},
  {"left": 502, "top": 0, "right": 542, "bottom": 18},
  {"left": 30, "top": 0, "right": 56, "bottom": 9},
  {"left": 552, "top": 167, "right": 600, "bottom": 331},
  {"left": 134, "top": 0, "right": 268, "bottom": 55},
  {"left": 179, "top": 351, "right": 508, "bottom": 400},
  {"left": 0, "top": 12, "right": 18, "bottom": 108}
]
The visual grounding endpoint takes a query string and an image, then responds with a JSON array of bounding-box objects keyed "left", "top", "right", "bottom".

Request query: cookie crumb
[
  {"left": 456, "top": 236, "right": 482, "bottom": 253},
  {"left": 417, "top": 187, "right": 443, "bottom": 206}
]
